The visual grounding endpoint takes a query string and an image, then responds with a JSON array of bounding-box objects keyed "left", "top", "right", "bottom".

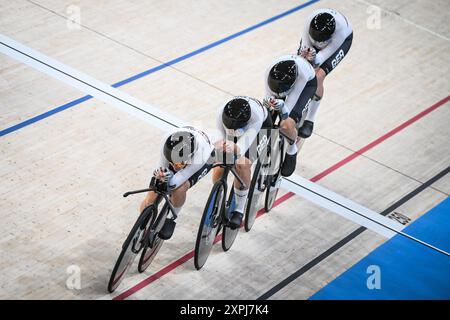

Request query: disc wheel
[
  {"left": 222, "top": 188, "right": 239, "bottom": 251},
  {"left": 194, "top": 181, "right": 225, "bottom": 270}
]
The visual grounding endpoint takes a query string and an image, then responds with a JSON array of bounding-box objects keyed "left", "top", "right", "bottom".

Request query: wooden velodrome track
[{"left": 1, "top": 0, "right": 449, "bottom": 299}]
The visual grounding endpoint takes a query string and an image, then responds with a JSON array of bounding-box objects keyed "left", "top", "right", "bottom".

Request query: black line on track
[
  {"left": 284, "top": 174, "right": 450, "bottom": 256},
  {"left": 257, "top": 165, "right": 450, "bottom": 300},
  {"left": 0, "top": 41, "right": 178, "bottom": 129}
]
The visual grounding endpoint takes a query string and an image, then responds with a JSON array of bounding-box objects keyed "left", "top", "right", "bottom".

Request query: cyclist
[
  {"left": 214, "top": 96, "right": 272, "bottom": 229},
  {"left": 297, "top": 8, "right": 353, "bottom": 138},
  {"left": 264, "top": 54, "right": 317, "bottom": 177},
  {"left": 140, "top": 126, "right": 215, "bottom": 240}
]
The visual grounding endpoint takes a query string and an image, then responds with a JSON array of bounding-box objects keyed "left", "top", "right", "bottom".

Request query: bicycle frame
[
  {"left": 262, "top": 111, "right": 293, "bottom": 178},
  {"left": 269, "top": 110, "right": 296, "bottom": 145},
  {"left": 108, "top": 178, "right": 179, "bottom": 292},
  {"left": 123, "top": 183, "right": 176, "bottom": 248},
  {"left": 210, "top": 162, "right": 247, "bottom": 189},
  {"left": 210, "top": 160, "right": 248, "bottom": 224}
]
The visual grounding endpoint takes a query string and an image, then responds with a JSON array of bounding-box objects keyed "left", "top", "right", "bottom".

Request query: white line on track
[
  {"left": 284, "top": 174, "right": 450, "bottom": 256},
  {"left": 283, "top": 174, "right": 403, "bottom": 238},
  {"left": 0, "top": 34, "right": 186, "bottom": 133}
]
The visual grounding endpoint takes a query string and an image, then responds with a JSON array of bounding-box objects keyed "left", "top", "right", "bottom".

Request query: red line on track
[{"left": 113, "top": 95, "right": 449, "bottom": 300}]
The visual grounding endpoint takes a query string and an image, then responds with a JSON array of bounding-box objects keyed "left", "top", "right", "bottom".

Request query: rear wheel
[
  {"left": 265, "top": 175, "right": 281, "bottom": 212},
  {"left": 107, "top": 205, "right": 154, "bottom": 293},
  {"left": 265, "top": 137, "right": 284, "bottom": 213},
  {"left": 244, "top": 158, "right": 269, "bottom": 232},
  {"left": 194, "top": 181, "right": 225, "bottom": 270},
  {"left": 222, "top": 188, "right": 239, "bottom": 251}
]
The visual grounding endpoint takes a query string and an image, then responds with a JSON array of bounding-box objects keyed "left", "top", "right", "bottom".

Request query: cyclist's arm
[
  {"left": 170, "top": 140, "right": 214, "bottom": 190},
  {"left": 285, "top": 77, "right": 314, "bottom": 112},
  {"left": 235, "top": 110, "right": 265, "bottom": 157},
  {"left": 169, "top": 166, "right": 196, "bottom": 190}
]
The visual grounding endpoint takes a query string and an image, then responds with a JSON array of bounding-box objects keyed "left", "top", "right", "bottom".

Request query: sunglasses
[{"left": 170, "top": 162, "right": 188, "bottom": 171}]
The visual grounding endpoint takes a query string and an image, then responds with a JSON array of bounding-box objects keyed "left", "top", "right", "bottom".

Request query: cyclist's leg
[
  {"left": 277, "top": 115, "right": 300, "bottom": 177},
  {"left": 172, "top": 160, "right": 214, "bottom": 212},
  {"left": 234, "top": 156, "right": 252, "bottom": 190},
  {"left": 296, "top": 77, "right": 318, "bottom": 138},
  {"left": 279, "top": 120, "right": 298, "bottom": 177},
  {"left": 280, "top": 75, "right": 317, "bottom": 143},
  {"left": 279, "top": 83, "right": 318, "bottom": 177},
  {"left": 315, "top": 68, "right": 326, "bottom": 98},
  {"left": 212, "top": 167, "right": 224, "bottom": 184},
  {"left": 140, "top": 191, "right": 159, "bottom": 213},
  {"left": 302, "top": 33, "right": 353, "bottom": 136},
  {"left": 229, "top": 156, "right": 252, "bottom": 228},
  {"left": 161, "top": 161, "right": 213, "bottom": 239},
  {"left": 299, "top": 70, "right": 324, "bottom": 138},
  {"left": 280, "top": 117, "right": 298, "bottom": 143},
  {"left": 170, "top": 181, "right": 190, "bottom": 212},
  {"left": 159, "top": 182, "right": 187, "bottom": 240}
]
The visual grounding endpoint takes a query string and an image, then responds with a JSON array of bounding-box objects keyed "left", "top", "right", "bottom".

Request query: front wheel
[
  {"left": 137, "top": 203, "right": 170, "bottom": 273},
  {"left": 107, "top": 205, "right": 154, "bottom": 293},
  {"left": 194, "top": 181, "right": 225, "bottom": 270}
]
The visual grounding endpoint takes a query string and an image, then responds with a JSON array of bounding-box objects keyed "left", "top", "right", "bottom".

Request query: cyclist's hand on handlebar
[
  {"left": 153, "top": 167, "right": 173, "bottom": 182},
  {"left": 300, "top": 47, "right": 317, "bottom": 64},
  {"left": 214, "top": 140, "right": 240, "bottom": 156},
  {"left": 271, "top": 99, "right": 285, "bottom": 112},
  {"left": 263, "top": 97, "right": 272, "bottom": 110},
  {"left": 265, "top": 97, "right": 289, "bottom": 120},
  {"left": 263, "top": 96, "right": 284, "bottom": 111},
  {"left": 263, "top": 96, "right": 278, "bottom": 111}
]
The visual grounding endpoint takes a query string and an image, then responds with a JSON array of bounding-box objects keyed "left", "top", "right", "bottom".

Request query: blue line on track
[
  {"left": 310, "top": 197, "right": 450, "bottom": 300},
  {"left": 0, "top": 0, "right": 319, "bottom": 137}
]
